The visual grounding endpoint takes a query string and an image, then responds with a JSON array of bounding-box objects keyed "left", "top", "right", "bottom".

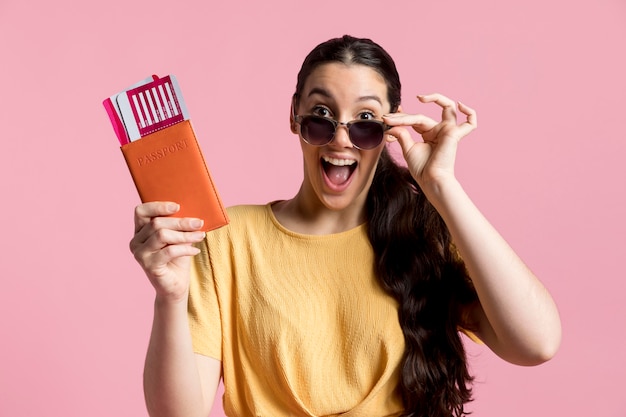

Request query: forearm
[
  {"left": 423, "top": 177, "right": 561, "bottom": 365},
  {"left": 144, "top": 297, "right": 209, "bottom": 417}
]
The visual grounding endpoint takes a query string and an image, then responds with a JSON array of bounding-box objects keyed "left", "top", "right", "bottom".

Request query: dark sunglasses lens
[
  {"left": 301, "top": 117, "right": 335, "bottom": 145},
  {"left": 349, "top": 122, "right": 384, "bottom": 149}
]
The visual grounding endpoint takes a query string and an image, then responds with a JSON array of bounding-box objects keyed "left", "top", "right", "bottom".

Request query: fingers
[
  {"left": 135, "top": 237, "right": 202, "bottom": 272},
  {"left": 133, "top": 201, "right": 205, "bottom": 238},
  {"left": 383, "top": 113, "right": 438, "bottom": 134},
  {"left": 418, "top": 93, "right": 477, "bottom": 139},
  {"left": 418, "top": 93, "right": 457, "bottom": 123},
  {"left": 387, "top": 126, "right": 418, "bottom": 156},
  {"left": 130, "top": 221, "right": 205, "bottom": 274},
  {"left": 134, "top": 201, "right": 180, "bottom": 233},
  {"left": 457, "top": 101, "right": 478, "bottom": 136},
  {"left": 384, "top": 94, "right": 476, "bottom": 133},
  {"left": 134, "top": 221, "right": 205, "bottom": 251},
  {"left": 130, "top": 201, "right": 206, "bottom": 262},
  {"left": 134, "top": 214, "right": 204, "bottom": 244}
]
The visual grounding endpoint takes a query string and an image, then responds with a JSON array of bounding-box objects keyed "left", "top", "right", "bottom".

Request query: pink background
[{"left": 1, "top": 0, "right": 624, "bottom": 416}]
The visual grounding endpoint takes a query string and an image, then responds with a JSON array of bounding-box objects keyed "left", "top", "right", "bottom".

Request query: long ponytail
[{"left": 366, "top": 148, "right": 477, "bottom": 417}]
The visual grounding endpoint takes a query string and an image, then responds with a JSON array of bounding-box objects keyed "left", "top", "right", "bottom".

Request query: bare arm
[
  {"left": 144, "top": 297, "right": 221, "bottom": 417},
  {"left": 131, "top": 202, "right": 222, "bottom": 416},
  {"left": 424, "top": 177, "right": 561, "bottom": 365},
  {"left": 384, "top": 94, "right": 561, "bottom": 365}
]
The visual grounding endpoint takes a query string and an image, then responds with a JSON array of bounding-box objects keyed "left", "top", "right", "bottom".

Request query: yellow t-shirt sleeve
[{"left": 188, "top": 237, "right": 222, "bottom": 360}]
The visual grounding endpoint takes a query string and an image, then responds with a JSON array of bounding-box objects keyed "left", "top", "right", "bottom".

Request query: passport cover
[{"left": 120, "top": 120, "right": 228, "bottom": 232}]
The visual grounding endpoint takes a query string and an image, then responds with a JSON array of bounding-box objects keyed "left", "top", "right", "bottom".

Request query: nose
[{"left": 331, "top": 122, "right": 353, "bottom": 148}]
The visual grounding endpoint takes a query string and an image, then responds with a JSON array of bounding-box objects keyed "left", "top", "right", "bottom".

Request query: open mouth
[{"left": 321, "top": 156, "right": 357, "bottom": 186}]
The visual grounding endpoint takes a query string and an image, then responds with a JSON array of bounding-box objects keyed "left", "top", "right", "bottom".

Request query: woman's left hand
[{"left": 383, "top": 93, "right": 477, "bottom": 188}]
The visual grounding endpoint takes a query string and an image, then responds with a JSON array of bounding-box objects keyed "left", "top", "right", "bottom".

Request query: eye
[
  {"left": 357, "top": 111, "right": 376, "bottom": 120},
  {"left": 312, "top": 106, "right": 332, "bottom": 118}
]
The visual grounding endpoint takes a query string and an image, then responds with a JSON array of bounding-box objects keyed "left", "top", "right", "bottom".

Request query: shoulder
[
  {"left": 224, "top": 204, "right": 274, "bottom": 230},
  {"left": 206, "top": 203, "right": 275, "bottom": 243},
  {"left": 226, "top": 204, "right": 271, "bottom": 222}
]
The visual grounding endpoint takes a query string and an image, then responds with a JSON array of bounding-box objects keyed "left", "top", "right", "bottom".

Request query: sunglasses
[
  {"left": 293, "top": 114, "right": 391, "bottom": 150},
  {"left": 291, "top": 99, "right": 391, "bottom": 151}
]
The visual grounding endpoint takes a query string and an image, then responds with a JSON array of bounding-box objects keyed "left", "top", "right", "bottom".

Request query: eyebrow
[{"left": 307, "top": 87, "right": 383, "bottom": 106}]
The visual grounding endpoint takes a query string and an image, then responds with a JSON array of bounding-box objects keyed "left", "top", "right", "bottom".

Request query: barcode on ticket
[{"left": 126, "top": 76, "right": 185, "bottom": 137}]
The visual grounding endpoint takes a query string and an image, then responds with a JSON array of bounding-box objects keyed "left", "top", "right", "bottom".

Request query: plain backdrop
[{"left": 1, "top": 0, "right": 624, "bottom": 416}]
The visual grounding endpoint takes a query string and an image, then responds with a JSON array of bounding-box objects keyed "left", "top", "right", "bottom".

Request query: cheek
[
  {"left": 300, "top": 143, "right": 320, "bottom": 170},
  {"left": 361, "top": 146, "right": 385, "bottom": 173}
]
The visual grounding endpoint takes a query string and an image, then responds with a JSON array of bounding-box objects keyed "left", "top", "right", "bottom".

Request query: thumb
[{"left": 388, "top": 127, "right": 418, "bottom": 157}]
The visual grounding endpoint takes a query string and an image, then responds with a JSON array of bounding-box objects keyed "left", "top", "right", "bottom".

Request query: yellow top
[{"left": 189, "top": 204, "right": 405, "bottom": 416}]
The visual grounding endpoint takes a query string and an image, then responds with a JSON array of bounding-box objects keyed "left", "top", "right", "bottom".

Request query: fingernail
[
  {"left": 191, "top": 219, "right": 204, "bottom": 229},
  {"left": 167, "top": 203, "right": 180, "bottom": 213}
]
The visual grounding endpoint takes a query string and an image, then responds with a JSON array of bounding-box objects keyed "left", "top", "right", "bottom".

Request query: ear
[
  {"left": 289, "top": 101, "right": 298, "bottom": 134},
  {"left": 290, "top": 112, "right": 298, "bottom": 133},
  {"left": 396, "top": 104, "right": 403, "bottom": 113}
]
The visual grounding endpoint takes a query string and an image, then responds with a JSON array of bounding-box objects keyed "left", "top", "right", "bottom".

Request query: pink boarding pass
[
  {"left": 102, "top": 75, "right": 157, "bottom": 145},
  {"left": 107, "top": 75, "right": 190, "bottom": 143}
]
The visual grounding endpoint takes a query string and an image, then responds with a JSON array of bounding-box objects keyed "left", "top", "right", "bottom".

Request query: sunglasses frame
[{"left": 291, "top": 96, "right": 392, "bottom": 150}]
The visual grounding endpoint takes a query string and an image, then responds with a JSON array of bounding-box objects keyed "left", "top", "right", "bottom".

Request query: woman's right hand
[{"left": 129, "top": 201, "right": 206, "bottom": 303}]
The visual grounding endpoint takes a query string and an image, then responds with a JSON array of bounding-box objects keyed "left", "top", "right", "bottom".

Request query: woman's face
[{"left": 293, "top": 62, "right": 391, "bottom": 214}]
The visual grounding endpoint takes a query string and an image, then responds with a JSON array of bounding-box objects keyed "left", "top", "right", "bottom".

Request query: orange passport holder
[{"left": 120, "top": 120, "right": 229, "bottom": 232}]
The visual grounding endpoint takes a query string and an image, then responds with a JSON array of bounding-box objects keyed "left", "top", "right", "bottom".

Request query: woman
[{"left": 130, "top": 35, "right": 561, "bottom": 417}]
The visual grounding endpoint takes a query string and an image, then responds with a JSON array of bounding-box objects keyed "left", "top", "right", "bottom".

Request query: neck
[{"left": 272, "top": 187, "right": 367, "bottom": 235}]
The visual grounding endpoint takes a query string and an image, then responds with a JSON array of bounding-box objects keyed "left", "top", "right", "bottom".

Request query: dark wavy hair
[{"left": 294, "top": 35, "right": 479, "bottom": 417}]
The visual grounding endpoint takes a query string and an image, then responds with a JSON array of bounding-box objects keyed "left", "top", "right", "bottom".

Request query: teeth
[{"left": 322, "top": 156, "right": 356, "bottom": 166}]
